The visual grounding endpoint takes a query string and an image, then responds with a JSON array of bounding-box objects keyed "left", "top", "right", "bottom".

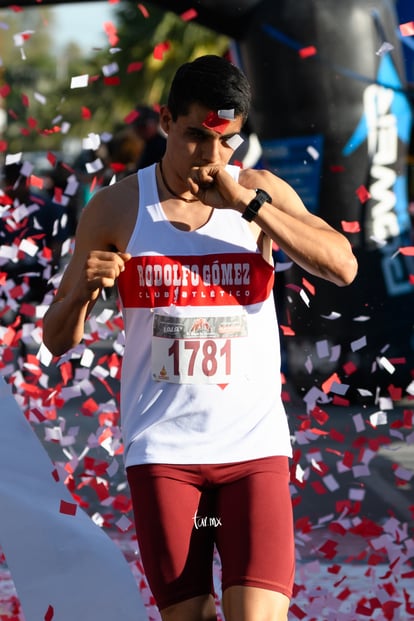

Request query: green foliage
[{"left": 0, "top": 1, "right": 229, "bottom": 154}]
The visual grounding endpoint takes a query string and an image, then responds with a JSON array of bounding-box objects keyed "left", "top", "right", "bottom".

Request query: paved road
[{"left": 1, "top": 308, "right": 414, "bottom": 620}]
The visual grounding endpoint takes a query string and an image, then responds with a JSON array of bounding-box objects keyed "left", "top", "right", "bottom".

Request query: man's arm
[
  {"left": 188, "top": 166, "right": 358, "bottom": 287},
  {"left": 42, "top": 192, "right": 130, "bottom": 357}
]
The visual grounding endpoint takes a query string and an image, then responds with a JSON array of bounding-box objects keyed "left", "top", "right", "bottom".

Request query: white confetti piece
[
  {"left": 19, "top": 160, "right": 34, "bottom": 177},
  {"left": 352, "top": 412, "right": 365, "bottom": 432},
  {"left": 64, "top": 174, "right": 80, "bottom": 196},
  {"left": 348, "top": 488, "right": 365, "bottom": 501},
  {"left": 275, "top": 261, "right": 293, "bottom": 272},
  {"left": 5, "top": 152, "right": 22, "bottom": 166},
  {"left": 70, "top": 74, "right": 89, "bottom": 89},
  {"left": 226, "top": 133, "right": 244, "bottom": 150},
  {"left": 320, "top": 311, "right": 341, "bottom": 320},
  {"left": 85, "top": 158, "right": 104, "bottom": 173},
  {"left": 323, "top": 474, "right": 339, "bottom": 492},
  {"left": 394, "top": 466, "right": 413, "bottom": 481},
  {"left": 376, "top": 41, "right": 394, "bottom": 56},
  {"left": 351, "top": 336, "right": 367, "bottom": 352},
  {"left": 218, "top": 108, "right": 235, "bottom": 120},
  {"left": 316, "top": 339, "right": 330, "bottom": 358},
  {"left": 370, "top": 410, "right": 388, "bottom": 426},
  {"left": 82, "top": 132, "right": 101, "bottom": 151},
  {"left": 330, "top": 381, "right": 349, "bottom": 396},
  {"left": 96, "top": 308, "right": 114, "bottom": 323},
  {"left": 34, "top": 92, "right": 46, "bottom": 105},
  {"left": 102, "top": 62, "right": 119, "bottom": 76},
  {"left": 80, "top": 348, "right": 95, "bottom": 368},
  {"left": 406, "top": 380, "right": 414, "bottom": 395},
  {"left": 0, "top": 245, "right": 18, "bottom": 260},
  {"left": 377, "top": 356, "right": 395, "bottom": 374},
  {"left": 18, "top": 239, "right": 38, "bottom": 257},
  {"left": 300, "top": 288, "right": 310, "bottom": 306},
  {"left": 306, "top": 145, "right": 319, "bottom": 160},
  {"left": 13, "top": 30, "right": 34, "bottom": 47},
  {"left": 116, "top": 515, "right": 133, "bottom": 532}
]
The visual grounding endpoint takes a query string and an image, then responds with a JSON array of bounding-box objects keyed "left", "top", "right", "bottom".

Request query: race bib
[{"left": 151, "top": 309, "right": 248, "bottom": 384}]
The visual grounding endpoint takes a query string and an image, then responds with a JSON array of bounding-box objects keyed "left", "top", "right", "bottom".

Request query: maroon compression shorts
[{"left": 127, "top": 455, "right": 295, "bottom": 610}]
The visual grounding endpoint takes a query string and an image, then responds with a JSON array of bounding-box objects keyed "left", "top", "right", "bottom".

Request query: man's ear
[{"left": 159, "top": 105, "right": 172, "bottom": 134}]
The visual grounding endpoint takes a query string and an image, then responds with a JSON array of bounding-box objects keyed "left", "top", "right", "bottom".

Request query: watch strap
[{"left": 241, "top": 188, "right": 272, "bottom": 222}]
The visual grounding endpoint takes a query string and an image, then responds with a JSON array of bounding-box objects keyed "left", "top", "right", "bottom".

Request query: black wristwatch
[{"left": 241, "top": 188, "right": 272, "bottom": 222}]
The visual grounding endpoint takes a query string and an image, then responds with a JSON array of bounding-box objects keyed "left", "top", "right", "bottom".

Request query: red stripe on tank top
[{"left": 118, "top": 253, "right": 274, "bottom": 308}]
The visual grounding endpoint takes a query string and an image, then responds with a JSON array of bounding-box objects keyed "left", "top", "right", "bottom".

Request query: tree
[{"left": 0, "top": 1, "right": 229, "bottom": 154}]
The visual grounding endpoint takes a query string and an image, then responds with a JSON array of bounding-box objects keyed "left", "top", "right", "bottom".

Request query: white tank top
[{"left": 117, "top": 164, "right": 292, "bottom": 466}]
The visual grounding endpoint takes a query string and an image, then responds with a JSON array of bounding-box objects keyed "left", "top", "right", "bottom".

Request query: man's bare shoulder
[
  {"left": 238, "top": 167, "right": 275, "bottom": 189},
  {"left": 90, "top": 173, "right": 139, "bottom": 209},
  {"left": 79, "top": 173, "right": 139, "bottom": 252}
]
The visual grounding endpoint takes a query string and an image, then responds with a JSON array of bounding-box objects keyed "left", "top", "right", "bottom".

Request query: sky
[{"left": 52, "top": 1, "right": 116, "bottom": 51}]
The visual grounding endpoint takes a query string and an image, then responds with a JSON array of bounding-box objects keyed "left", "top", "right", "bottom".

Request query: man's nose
[{"left": 201, "top": 137, "right": 221, "bottom": 163}]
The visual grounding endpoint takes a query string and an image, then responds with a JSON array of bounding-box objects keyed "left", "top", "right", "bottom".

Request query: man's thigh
[
  {"left": 127, "top": 464, "right": 216, "bottom": 611},
  {"left": 214, "top": 456, "right": 295, "bottom": 601}
]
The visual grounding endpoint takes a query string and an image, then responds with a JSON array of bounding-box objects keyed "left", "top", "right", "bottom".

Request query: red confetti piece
[
  {"left": 104, "top": 21, "right": 119, "bottom": 47},
  {"left": 110, "top": 162, "right": 127, "bottom": 173},
  {"left": 0, "top": 84, "right": 11, "bottom": 97},
  {"left": 153, "top": 41, "right": 170, "bottom": 61},
  {"left": 81, "top": 106, "right": 92, "bottom": 119},
  {"left": 81, "top": 397, "right": 99, "bottom": 417},
  {"left": 0, "top": 139, "right": 7, "bottom": 151},
  {"left": 104, "top": 76, "right": 121, "bottom": 86},
  {"left": 53, "top": 187, "right": 63, "bottom": 203},
  {"left": 399, "top": 245, "right": 414, "bottom": 255},
  {"left": 311, "top": 406, "right": 329, "bottom": 425},
  {"left": 319, "top": 539, "right": 338, "bottom": 558},
  {"left": 180, "top": 8, "right": 198, "bottom": 22},
  {"left": 21, "top": 93, "right": 29, "bottom": 107},
  {"left": 332, "top": 395, "right": 350, "bottom": 406},
  {"left": 280, "top": 324, "right": 295, "bottom": 336},
  {"left": 341, "top": 219, "right": 360, "bottom": 233},
  {"left": 124, "top": 109, "right": 140, "bottom": 124},
  {"left": 202, "top": 111, "right": 230, "bottom": 134},
  {"left": 138, "top": 3, "right": 150, "bottom": 18},
  {"left": 302, "top": 277, "right": 315, "bottom": 295},
  {"left": 127, "top": 61, "right": 144, "bottom": 73},
  {"left": 299, "top": 45, "right": 317, "bottom": 58},
  {"left": 342, "top": 450, "right": 354, "bottom": 468},
  {"left": 311, "top": 480, "right": 327, "bottom": 494},
  {"left": 47, "top": 151, "right": 57, "bottom": 166},
  {"left": 60, "top": 361, "right": 73, "bottom": 385},
  {"left": 44, "top": 605, "right": 54, "bottom": 621},
  {"left": 399, "top": 21, "right": 414, "bottom": 36},
  {"left": 329, "top": 428, "right": 345, "bottom": 442},
  {"left": 356, "top": 185, "right": 371, "bottom": 203},
  {"left": 59, "top": 499, "right": 77, "bottom": 516},
  {"left": 343, "top": 360, "right": 357, "bottom": 375},
  {"left": 322, "top": 372, "right": 341, "bottom": 393},
  {"left": 29, "top": 175, "right": 43, "bottom": 190},
  {"left": 289, "top": 604, "right": 307, "bottom": 619},
  {"left": 330, "top": 164, "right": 345, "bottom": 172},
  {"left": 337, "top": 587, "right": 352, "bottom": 600}
]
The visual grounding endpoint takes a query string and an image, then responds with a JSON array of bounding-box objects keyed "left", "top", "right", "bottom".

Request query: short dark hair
[{"left": 167, "top": 55, "right": 251, "bottom": 124}]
